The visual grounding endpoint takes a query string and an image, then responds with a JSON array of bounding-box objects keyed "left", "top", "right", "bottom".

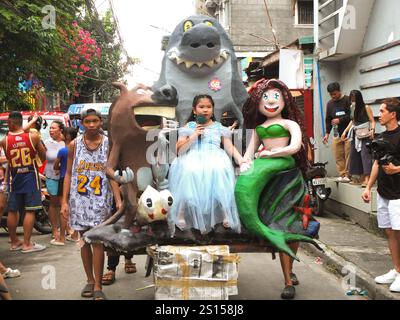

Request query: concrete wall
[
  {"left": 314, "top": 0, "right": 400, "bottom": 176},
  {"left": 230, "top": 0, "right": 313, "bottom": 52}
]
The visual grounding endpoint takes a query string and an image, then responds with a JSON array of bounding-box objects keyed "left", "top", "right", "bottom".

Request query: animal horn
[{"left": 112, "top": 82, "right": 128, "bottom": 94}]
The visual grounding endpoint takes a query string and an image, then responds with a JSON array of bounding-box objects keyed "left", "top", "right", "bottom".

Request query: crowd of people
[
  {"left": 0, "top": 109, "right": 130, "bottom": 300},
  {"left": 1, "top": 81, "right": 400, "bottom": 300},
  {"left": 323, "top": 83, "right": 400, "bottom": 293}
]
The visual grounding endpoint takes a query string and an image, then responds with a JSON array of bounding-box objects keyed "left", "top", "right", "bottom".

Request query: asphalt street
[{"left": 0, "top": 227, "right": 366, "bottom": 300}]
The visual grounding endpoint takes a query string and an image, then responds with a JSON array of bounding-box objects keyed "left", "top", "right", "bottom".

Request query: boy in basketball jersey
[
  {"left": 0, "top": 111, "right": 47, "bottom": 253},
  {"left": 61, "top": 108, "right": 121, "bottom": 300}
]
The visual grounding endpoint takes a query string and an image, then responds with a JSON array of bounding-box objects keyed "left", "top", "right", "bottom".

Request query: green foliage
[
  {"left": 0, "top": 0, "right": 84, "bottom": 110},
  {"left": 73, "top": 7, "right": 132, "bottom": 103},
  {"left": 0, "top": 0, "right": 134, "bottom": 109}
]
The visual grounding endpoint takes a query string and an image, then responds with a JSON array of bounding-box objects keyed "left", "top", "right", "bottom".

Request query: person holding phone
[{"left": 168, "top": 94, "right": 244, "bottom": 235}]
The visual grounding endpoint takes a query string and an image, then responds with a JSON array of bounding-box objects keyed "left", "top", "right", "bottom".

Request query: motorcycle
[
  {"left": 0, "top": 179, "right": 52, "bottom": 234},
  {"left": 305, "top": 161, "right": 331, "bottom": 216}
]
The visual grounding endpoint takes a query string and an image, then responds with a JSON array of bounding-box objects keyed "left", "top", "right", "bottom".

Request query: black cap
[{"left": 81, "top": 108, "right": 102, "bottom": 120}]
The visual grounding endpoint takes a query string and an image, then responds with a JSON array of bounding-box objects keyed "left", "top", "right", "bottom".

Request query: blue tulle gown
[{"left": 168, "top": 121, "right": 241, "bottom": 235}]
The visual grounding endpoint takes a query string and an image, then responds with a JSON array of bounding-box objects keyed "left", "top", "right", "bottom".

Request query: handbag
[{"left": 354, "top": 125, "right": 371, "bottom": 139}]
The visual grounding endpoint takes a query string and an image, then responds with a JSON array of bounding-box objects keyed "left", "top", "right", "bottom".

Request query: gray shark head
[{"left": 166, "top": 15, "right": 231, "bottom": 76}]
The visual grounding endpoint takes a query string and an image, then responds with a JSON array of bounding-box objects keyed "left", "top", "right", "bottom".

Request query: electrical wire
[{"left": 262, "top": 0, "right": 279, "bottom": 49}]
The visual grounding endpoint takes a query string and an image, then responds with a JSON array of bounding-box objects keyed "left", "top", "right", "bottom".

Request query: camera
[{"left": 366, "top": 138, "right": 399, "bottom": 166}]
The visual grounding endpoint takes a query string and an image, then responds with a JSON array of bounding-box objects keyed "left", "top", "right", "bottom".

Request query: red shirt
[{"left": 6, "top": 132, "right": 40, "bottom": 192}]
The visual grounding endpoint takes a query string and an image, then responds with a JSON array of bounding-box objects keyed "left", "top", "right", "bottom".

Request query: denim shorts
[
  {"left": 46, "top": 178, "right": 59, "bottom": 196},
  {"left": 8, "top": 190, "right": 42, "bottom": 212}
]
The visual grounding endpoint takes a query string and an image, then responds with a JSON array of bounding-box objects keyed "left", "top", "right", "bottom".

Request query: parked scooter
[
  {"left": 305, "top": 138, "right": 331, "bottom": 216},
  {"left": 305, "top": 161, "right": 331, "bottom": 216}
]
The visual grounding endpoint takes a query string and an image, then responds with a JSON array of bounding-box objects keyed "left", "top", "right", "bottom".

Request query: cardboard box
[{"left": 148, "top": 245, "right": 239, "bottom": 300}]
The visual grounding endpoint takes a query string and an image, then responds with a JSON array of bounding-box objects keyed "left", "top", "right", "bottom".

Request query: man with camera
[{"left": 362, "top": 97, "right": 400, "bottom": 292}]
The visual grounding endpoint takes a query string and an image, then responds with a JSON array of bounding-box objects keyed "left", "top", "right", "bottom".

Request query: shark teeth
[
  {"left": 175, "top": 57, "right": 184, "bottom": 65},
  {"left": 167, "top": 48, "right": 230, "bottom": 69},
  {"left": 205, "top": 60, "right": 215, "bottom": 68},
  {"left": 185, "top": 61, "right": 195, "bottom": 68},
  {"left": 220, "top": 50, "right": 228, "bottom": 60}
]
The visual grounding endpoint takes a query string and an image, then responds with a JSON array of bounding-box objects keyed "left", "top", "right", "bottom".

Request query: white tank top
[{"left": 69, "top": 135, "right": 113, "bottom": 229}]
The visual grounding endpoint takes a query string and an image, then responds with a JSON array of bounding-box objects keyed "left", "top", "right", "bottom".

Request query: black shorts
[
  {"left": 57, "top": 177, "right": 65, "bottom": 197},
  {"left": 8, "top": 190, "right": 42, "bottom": 212}
]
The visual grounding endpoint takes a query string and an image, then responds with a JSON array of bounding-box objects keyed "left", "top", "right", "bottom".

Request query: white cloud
[{"left": 109, "top": 0, "right": 196, "bottom": 87}]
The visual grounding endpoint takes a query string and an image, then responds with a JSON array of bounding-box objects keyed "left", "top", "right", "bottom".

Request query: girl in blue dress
[{"left": 168, "top": 94, "right": 244, "bottom": 235}]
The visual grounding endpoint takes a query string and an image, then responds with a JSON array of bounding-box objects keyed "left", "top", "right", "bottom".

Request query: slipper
[
  {"left": 93, "top": 290, "right": 107, "bottom": 300},
  {"left": 21, "top": 242, "right": 46, "bottom": 254},
  {"left": 81, "top": 283, "right": 95, "bottom": 298},
  {"left": 124, "top": 262, "right": 137, "bottom": 274},
  {"left": 50, "top": 239, "right": 65, "bottom": 246},
  {"left": 10, "top": 244, "right": 23, "bottom": 251},
  {"left": 1, "top": 268, "right": 21, "bottom": 279},
  {"left": 281, "top": 285, "right": 296, "bottom": 299},
  {"left": 66, "top": 234, "right": 80, "bottom": 242},
  {"left": 102, "top": 271, "right": 115, "bottom": 285}
]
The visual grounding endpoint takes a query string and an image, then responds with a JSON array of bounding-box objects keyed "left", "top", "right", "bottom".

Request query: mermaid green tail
[{"left": 235, "top": 157, "right": 318, "bottom": 261}]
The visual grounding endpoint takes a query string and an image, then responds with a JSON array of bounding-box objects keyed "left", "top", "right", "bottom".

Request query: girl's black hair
[
  {"left": 63, "top": 127, "right": 78, "bottom": 141},
  {"left": 192, "top": 94, "right": 214, "bottom": 108},
  {"left": 350, "top": 90, "right": 367, "bottom": 122},
  {"left": 187, "top": 94, "right": 216, "bottom": 122},
  {"left": 27, "top": 115, "right": 42, "bottom": 131}
]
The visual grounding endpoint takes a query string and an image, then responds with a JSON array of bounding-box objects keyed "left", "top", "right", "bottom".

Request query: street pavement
[
  {"left": 301, "top": 212, "right": 400, "bottom": 300},
  {"left": 1, "top": 227, "right": 365, "bottom": 300}
]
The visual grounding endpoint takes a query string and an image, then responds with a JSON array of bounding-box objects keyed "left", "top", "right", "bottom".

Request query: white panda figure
[{"left": 137, "top": 185, "right": 174, "bottom": 225}]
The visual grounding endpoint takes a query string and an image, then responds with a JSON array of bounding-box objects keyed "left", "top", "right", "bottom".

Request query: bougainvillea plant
[{"left": 60, "top": 21, "right": 101, "bottom": 97}]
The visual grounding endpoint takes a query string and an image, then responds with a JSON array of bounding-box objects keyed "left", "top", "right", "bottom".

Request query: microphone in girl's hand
[{"left": 196, "top": 115, "right": 207, "bottom": 144}]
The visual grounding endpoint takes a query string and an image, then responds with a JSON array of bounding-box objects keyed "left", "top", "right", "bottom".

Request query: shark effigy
[
  {"left": 84, "top": 15, "right": 321, "bottom": 260},
  {"left": 152, "top": 15, "right": 248, "bottom": 126}
]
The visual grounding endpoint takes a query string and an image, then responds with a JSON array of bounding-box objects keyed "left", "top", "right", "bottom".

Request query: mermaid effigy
[{"left": 235, "top": 79, "right": 319, "bottom": 261}]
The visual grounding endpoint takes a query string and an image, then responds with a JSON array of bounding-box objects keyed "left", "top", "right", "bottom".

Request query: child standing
[
  {"left": 52, "top": 127, "right": 78, "bottom": 245},
  {"left": 60, "top": 109, "right": 121, "bottom": 300}
]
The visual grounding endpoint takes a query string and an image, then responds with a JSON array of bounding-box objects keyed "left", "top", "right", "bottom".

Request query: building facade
[
  {"left": 313, "top": 0, "right": 400, "bottom": 173},
  {"left": 195, "top": 0, "right": 315, "bottom": 81}
]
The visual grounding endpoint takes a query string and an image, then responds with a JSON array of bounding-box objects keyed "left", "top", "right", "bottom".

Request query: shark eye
[
  {"left": 183, "top": 20, "right": 194, "bottom": 32},
  {"left": 167, "top": 196, "right": 173, "bottom": 206},
  {"left": 204, "top": 20, "right": 213, "bottom": 27},
  {"left": 146, "top": 198, "right": 153, "bottom": 208}
]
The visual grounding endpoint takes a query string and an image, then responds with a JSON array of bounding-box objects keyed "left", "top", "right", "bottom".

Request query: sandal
[
  {"left": 102, "top": 271, "right": 115, "bottom": 285},
  {"left": 1, "top": 268, "right": 21, "bottom": 279},
  {"left": 124, "top": 261, "right": 137, "bottom": 274},
  {"left": 290, "top": 272, "right": 299, "bottom": 286},
  {"left": 10, "top": 243, "right": 23, "bottom": 251},
  {"left": 81, "top": 283, "right": 95, "bottom": 298},
  {"left": 93, "top": 290, "right": 107, "bottom": 300},
  {"left": 281, "top": 285, "right": 296, "bottom": 299}
]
